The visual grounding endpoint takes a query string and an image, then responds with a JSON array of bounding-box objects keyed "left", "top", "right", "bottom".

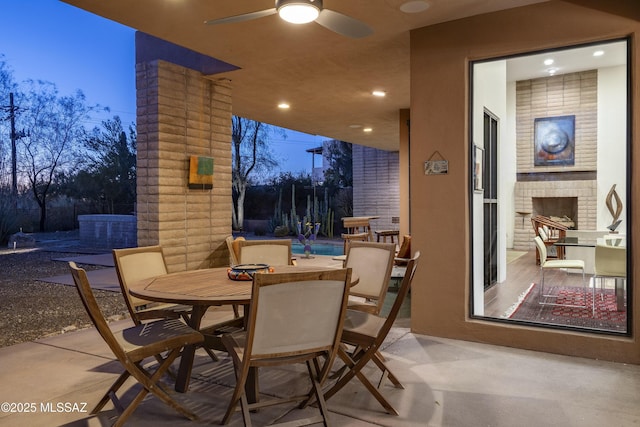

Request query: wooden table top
[{"left": 130, "top": 265, "right": 351, "bottom": 306}]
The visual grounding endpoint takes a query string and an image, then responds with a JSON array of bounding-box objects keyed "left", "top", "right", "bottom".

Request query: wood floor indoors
[{"left": 483, "top": 250, "right": 625, "bottom": 334}]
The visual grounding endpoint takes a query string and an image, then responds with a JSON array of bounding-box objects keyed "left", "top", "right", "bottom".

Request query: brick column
[{"left": 136, "top": 60, "right": 232, "bottom": 271}]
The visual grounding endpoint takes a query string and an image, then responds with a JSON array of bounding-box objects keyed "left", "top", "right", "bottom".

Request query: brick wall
[
  {"left": 136, "top": 60, "right": 232, "bottom": 272},
  {"left": 352, "top": 145, "right": 400, "bottom": 234},
  {"left": 516, "top": 70, "right": 597, "bottom": 173}
]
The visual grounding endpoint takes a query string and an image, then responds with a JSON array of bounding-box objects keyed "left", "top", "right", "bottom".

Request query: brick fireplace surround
[
  {"left": 513, "top": 180, "right": 596, "bottom": 251},
  {"left": 512, "top": 70, "right": 597, "bottom": 251}
]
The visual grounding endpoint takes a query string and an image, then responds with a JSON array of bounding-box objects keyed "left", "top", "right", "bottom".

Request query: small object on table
[{"left": 227, "top": 264, "right": 270, "bottom": 281}]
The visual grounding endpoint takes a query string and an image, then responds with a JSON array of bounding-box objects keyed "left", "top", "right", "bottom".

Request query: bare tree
[
  {"left": 16, "top": 80, "right": 103, "bottom": 231},
  {"left": 231, "top": 116, "right": 279, "bottom": 230},
  {"left": 78, "top": 116, "right": 136, "bottom": 214}
]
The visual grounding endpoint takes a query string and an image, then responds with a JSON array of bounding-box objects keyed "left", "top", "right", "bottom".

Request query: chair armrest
[{"left": 394, "top": 256, "right": 411, "bottom": 266}]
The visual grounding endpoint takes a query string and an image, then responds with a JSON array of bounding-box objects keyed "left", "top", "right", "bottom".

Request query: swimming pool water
[{"left": 291, "top": 242, "right": 343, "bottom": 256}]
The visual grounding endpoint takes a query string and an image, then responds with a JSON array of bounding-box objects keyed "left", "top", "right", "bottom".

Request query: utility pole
[
  {"left": 2, "top": 93, "right": 27, "bottom": 199},
  {"left": 9, "top": 93, "right": 17, "bottom": 197}
]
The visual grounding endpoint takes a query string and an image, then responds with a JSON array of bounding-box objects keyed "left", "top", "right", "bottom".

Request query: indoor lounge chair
[
  {"left": 593, "top": 242, "right": 627, "bottom": 312},
  {"left": 533, "top": 236, "right": 586, "bottom": 308}
]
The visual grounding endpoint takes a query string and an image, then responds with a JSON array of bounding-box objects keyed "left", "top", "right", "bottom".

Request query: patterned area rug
[{"left": 506, "top": 284, "right": 627, "bottom": 332}]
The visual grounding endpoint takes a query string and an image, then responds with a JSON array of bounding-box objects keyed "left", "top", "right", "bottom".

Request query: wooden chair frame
[
  {"left": 531, "top": 215, "right": 568, "bottom": 265},
  {"left": 221, "top": 268, "right": 351, "bottom": 426},
  {"left": 225, "top": 235, "right": 240, "bottom": 265},
  {"left": 113, "top": 245, "right": 219, "bottom": 361},
  {"left": 394, "top": 235, "right": 412, "bottom": 266},
  {"left": 68, "top": 262, "right": 203, "bottom": 427},
  {"left": 322, "top": 252, "right": 420, "bottom": 416}
]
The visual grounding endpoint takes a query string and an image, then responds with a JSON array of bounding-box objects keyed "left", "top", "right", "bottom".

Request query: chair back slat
[
  {"left": 595, "top": 244, "right": 626, "bottom": 277},
  {"left": 113, "top": 246, "right": 169, "bottom": 318},
  {"left": 346, "top": 241, "right": 395, "bottom": 303},
  {"left": 533, "top": 236, "right": 547, "bottom": 264},
  {"left": 238, "top": 239, "right": 293, "bottom": 266},
  {"left": 68, "top": 262, "right": 127, "bottom": 360},
  {"left": 247, "top": 269, "right": 350, "bottom": 359},
  {"left": 252, "top": 279, "right": 346, "bottom": 356}
]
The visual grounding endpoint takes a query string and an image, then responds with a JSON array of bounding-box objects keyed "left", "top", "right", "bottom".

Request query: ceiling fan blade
[
  {"left": 315, "top": 9, "right": 373, "bottom": 38},
  {"left": 205, "top": 8, "right": 277, "bottom": 26}
]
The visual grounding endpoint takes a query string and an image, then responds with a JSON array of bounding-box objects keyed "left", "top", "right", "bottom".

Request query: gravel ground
[{"left": 0, "top": 234, "right": 128, "bottom": 348}]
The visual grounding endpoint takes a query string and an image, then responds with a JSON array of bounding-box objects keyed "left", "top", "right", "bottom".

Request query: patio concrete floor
[{"left": 1, "top": 252, "right": 639, "bottom": 426}]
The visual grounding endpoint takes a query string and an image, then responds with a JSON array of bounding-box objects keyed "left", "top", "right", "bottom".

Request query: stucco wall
[
  {"left": 136, "top": 60, "right": 232, "bottom": 272},
  {"left": 410, "top": 1, "right": 639, "bottom": 363}
]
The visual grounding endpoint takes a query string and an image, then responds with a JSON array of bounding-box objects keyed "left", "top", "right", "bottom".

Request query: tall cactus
[
  {"left": 289, "top": 184, "right": 299, "bottom": 233},
  {"left": 269, "top": 182, "right": 334, "bottom": 237}
]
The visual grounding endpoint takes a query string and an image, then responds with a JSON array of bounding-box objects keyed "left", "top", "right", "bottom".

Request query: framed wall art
[
  {"left": 188, "top": 155, "right": 214, "bottom": 189},
  {"left": 424, "top": 150, "right": 449, "bottom": 175},
  {"left": 534, "top": 115, "right": 575, "bottom": 166},
  {"left": 473, "top": 144, "right": 484, "bottom": 192}
]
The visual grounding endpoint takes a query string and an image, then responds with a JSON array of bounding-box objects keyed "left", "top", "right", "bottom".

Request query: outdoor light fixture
[{"left": 277, "top": 0, "right": 321, "bottom": 24}]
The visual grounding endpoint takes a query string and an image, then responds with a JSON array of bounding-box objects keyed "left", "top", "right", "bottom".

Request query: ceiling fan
[{"left": 205, "top": 0, "right": 373, "bottom": 39}]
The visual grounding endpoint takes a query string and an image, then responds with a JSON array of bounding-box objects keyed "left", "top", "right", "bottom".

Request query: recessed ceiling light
[
  {"left": 372, "top": 90, "right": 386, "bottom": 97},
  {"left": 593, "top": 50, "right": 605, "bottom": 57},
  {"left": 544, "top": 58, "right": 554, "bottom": 66},
  {"left": 400, "top": 1, "right": 430, "bottom": 13},
  {"left": 363, "top": 127, "right": 373, "bottom": 133},
  {"left": 278, "top": 102, "right": 290, "bottom": 109}
]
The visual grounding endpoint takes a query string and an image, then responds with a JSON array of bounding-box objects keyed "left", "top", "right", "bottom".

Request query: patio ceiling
[{"left": 61, "top": 0, "right": 555, "bottom": 151}]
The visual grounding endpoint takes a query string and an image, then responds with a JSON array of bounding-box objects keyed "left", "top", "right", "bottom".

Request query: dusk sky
[{"left": 0, "top": 0, "right": 324, "bottom": 175}]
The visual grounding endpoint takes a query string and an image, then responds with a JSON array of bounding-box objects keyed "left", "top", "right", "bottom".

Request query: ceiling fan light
[{"left": 278, "top": 3, "right": 320, "bottom": 24}]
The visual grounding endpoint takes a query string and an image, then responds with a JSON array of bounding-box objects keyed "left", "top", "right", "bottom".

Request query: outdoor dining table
[{"left": 130, "top": 264, "right": 356, "bottom": 395}]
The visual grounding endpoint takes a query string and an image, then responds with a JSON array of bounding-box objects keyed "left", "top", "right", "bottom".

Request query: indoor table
[{"left": 554, "top": 237, "right": 626, "bottom": 311}]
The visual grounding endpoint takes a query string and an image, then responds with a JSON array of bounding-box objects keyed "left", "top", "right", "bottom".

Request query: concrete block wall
[
  {"left": 352, "top": 145, "right": 400, "bottom": 234},
  {"left": 512, "top": 70, "right": 598, "bottom": 251},
  {"left": 136, "top": 60, "right": 232, "bottom": 272},
  {"left": 78, "top": 214, "right": 137, "bottom": 249},
  {"left": 513, "top": 180, "right": 597, "bottom": 251}
]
